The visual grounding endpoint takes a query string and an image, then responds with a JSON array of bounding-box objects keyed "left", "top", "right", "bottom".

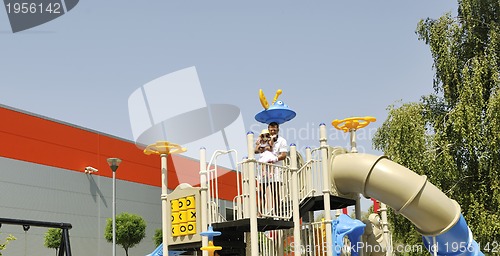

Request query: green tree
[
  {"left": 105, "top": 212, "right": 147, "bottom": 256},
  {"left": 349, "top": 209, "right": 372, "bottom": 221},
  {"left": 0, "top": 233, "right": 16, "bottom": 256},
  {"left": 153, "top": 228, "right": 162, "bottom": 247},
  {"left": 44, "top": 228, "right": 62, "bottom": 256},
  {"left": 373, "top": 0, "right": 500, "bottom": 252}
]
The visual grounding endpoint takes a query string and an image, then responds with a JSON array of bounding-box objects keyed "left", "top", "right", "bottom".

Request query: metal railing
[
  {"left": 258, "top": 229, "right": 293, "bottom": 256},
  {"left": 233, "top": 150, "right": 328, "bottom": 221},
  {"left": 296, "top": 158, "right": 320, "bottom": 203},
  {"left": 300, "top": 221, "right": 330, "bottom": 256},
  {"left": 233, "top": 159, "right": 294, "bottom": 220},
  {"left": 255, "top": 161, "right": 293, "bottom": 219},
  {"left": 256, "top": 221, "right": 332, "bottom": 256},
  {"left": 205, "top": 149, "right": 238, "bottom": 225}
]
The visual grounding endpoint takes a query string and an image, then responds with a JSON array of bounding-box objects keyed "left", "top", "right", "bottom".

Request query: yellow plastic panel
[
  {"left": 187, "top": 222, "right": 196, "bottom": 235},
  {"left": 171, "top": 199, "right": 179, "bottom": 212},
  {"left": 172, "top": 212, "right": 181, "bottom": 224},
  {"left": 179, "top": 223, "right": 188, "bottom": 236},
  {"left": 179, "top": 211, "right": 187, "bottom": 223},
  {"left": 172, "top": 224, "right": 180, "bottom": 237},
  {"left": 187, "top": 209, "right": 196, "bottom": 222},
  {"left": 179, "top": 198, "right": 187, "bottom": 211},
  {"left": 186, "top": 196, "right": 195, "bottom": 209}
]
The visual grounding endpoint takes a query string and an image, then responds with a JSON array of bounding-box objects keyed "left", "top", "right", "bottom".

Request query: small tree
[
  {"left": 44, "top": 228, "right": 62, "bottom": 256},
  {"left": 153, "top": 228, "right": 162, "bottom": 247},
  {"left": 105, "top": 212, "right": 146, "bottom": 256},
  {"left": 0, "top": 233, "right": 16, "bottom": 256}
]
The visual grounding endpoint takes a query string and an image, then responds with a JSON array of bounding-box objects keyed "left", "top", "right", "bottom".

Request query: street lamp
[
  {"left": 144, "top": 141, "right": 186, "bottom": 256},
  {"left": 107, "top": 157, "right": 122, "bottom": 256}
]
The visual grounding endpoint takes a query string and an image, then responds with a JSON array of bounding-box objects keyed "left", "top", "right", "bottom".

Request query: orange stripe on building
[{"left": 0, "top": 106, "right": 238, "bottom": 201}]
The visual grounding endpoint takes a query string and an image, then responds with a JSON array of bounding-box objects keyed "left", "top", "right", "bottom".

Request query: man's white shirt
[{"left": 270, "top": 136, "right": 287, "bottom": 182}]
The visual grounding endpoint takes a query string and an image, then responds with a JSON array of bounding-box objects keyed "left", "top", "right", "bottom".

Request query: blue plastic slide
[
  {"left": 422, "top": 214, "right": 484, "bottom": 256},
  {"left": 145, "top": 244, "right": 184, "bottom": 256}
]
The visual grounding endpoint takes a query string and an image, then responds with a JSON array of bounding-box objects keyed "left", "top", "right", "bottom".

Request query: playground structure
[
  {"left": 144, "top": 89, "right": 483, "bottom": 256},
  {"left": 147, "top": 118, "right": 484, "bottom": 256}
]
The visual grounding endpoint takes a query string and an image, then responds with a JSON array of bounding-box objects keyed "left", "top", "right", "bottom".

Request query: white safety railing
[
  {"left": 285, "top": 146, "right": 328, "bottom": 205},
  {"left": 258, "top": 231, "right": 278, "bottom": 256},
  {"left": 258, "top": 221, "right": 331, "bottom": 256},
  {"left": 231, "top": 147, "right": 331, "bottom": 220},
  {"left": 233, "top": 157, "right": 250, "bottom": 220},
  {"left": 299, "top": 221, "right": 330, "bottom": 256},
  {"left": 256, "top": 161, "right": 293, "bottom": 219},
  {"left": 258, "top": 229, "right": 293, "bottom": 256},
  {"left": 233, "top": 159, "right": 294, "bottom": 220},
  {"left": 205, "top": 149, "right": 238, "bottom": 225},
  {"left": 233, "top": 150, "right": 328, "bottom": 221},
  {"left": 296, "top": 158, "right": 320, "bottom": 203},
  {"left": 209, "top": 201, "right": 226, "bottom": 223},
  {"left": 309, "top": 147, "right": 326, "bottom": 196}
]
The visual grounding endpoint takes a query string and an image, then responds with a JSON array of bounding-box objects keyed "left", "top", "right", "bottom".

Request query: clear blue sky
[{"left": 0, "top": 1, "right": 458, "bottom": 209}]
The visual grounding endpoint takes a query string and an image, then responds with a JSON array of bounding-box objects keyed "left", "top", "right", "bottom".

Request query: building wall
[
  {"left": 0, "top": 105, "right": 238, "bottom": 256},
  {"left": 0, "top": 156, "right": 161, "bottom": 256}
]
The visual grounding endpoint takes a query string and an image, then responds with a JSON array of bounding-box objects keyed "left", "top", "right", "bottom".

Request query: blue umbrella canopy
[
  {"left": 255, "top": 89, "right": 296, "bottom": 124},
  {"left": 255, "top": 100, "right": 296, "bottom": 124}
]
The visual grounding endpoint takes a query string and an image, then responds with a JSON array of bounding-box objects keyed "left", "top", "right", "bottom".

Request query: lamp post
[
  {"left": 107, "top": 157, "right": 122, "bottom": 256},
  {"left": 144, "top": 141, "right": 186, "bottom": 256}
]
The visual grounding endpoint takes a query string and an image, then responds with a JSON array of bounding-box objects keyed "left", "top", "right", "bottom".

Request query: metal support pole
[
  {"left": 380, "top": 202, "right": 391, "bottom": 255},
  {"left": 63, "top": 228, "right": 72, "bottom": 256},
  {"left": 305, "top": 147, "right": 312, "bottom": 196},
  {"left": 290, "top": 145, "right": 301, "bottom": 256},
  {"left": 350, "top": 128, "right": 363, "bottom": 221},
  {"left": 308, "top": 211, "right": 315, "bottom": 255},
  {"left": 161, "top": 154, "right": 169, "bottom": 256},
  {"left": 112, "top": 170, "right": 116, "bottom": 256},
  {"left": 319, "top": 124, "right": 333, "bottom": 256},
  {"left": 244, "top": 135, "right": 253, "bottom": 218},
  {"left": 355, "top": 195, "right": 362, "bottom": 220},
  {"left": 349, "top": 128, "right": 364, "bottom": 256},
  {"left": 246, "top": 132, "right": 258, "bottom": 256},
  {"left": 143, "top": 142, "right": 185, "bottom": 256},
  {"left": 107, "top": 158, "right": 121, "bottom": 256},
  {"left": 58, "top": 232, "right": 65, "bottom": 256},
  {"left": 199, "top": 148, "right": 209, "bottom": 256},
  {"left": 349, "top": 129, "right": 358, "bottom": 153},
  {"left": 242, "top": 159, "right": 249, "bottom": 219}
]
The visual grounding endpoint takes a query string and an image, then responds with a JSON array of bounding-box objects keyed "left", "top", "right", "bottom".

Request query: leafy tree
[
  {"left": 44, "top": 228, "right": 62, "bottom": 256},
  {"left": 0, "top": 233, "right": 16, "bottom": 256},
  {"left": 153, "top": 228, "right": 162, "bottom": 247},
  {"left": 373, "top": 0, "right": 500, "bottom": 252},
  {"left": 105, "top": 212, "right": 147, "bottom": 256},
  {"left": 349, "top": 209, "right": 373, "bottom": 221}
]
